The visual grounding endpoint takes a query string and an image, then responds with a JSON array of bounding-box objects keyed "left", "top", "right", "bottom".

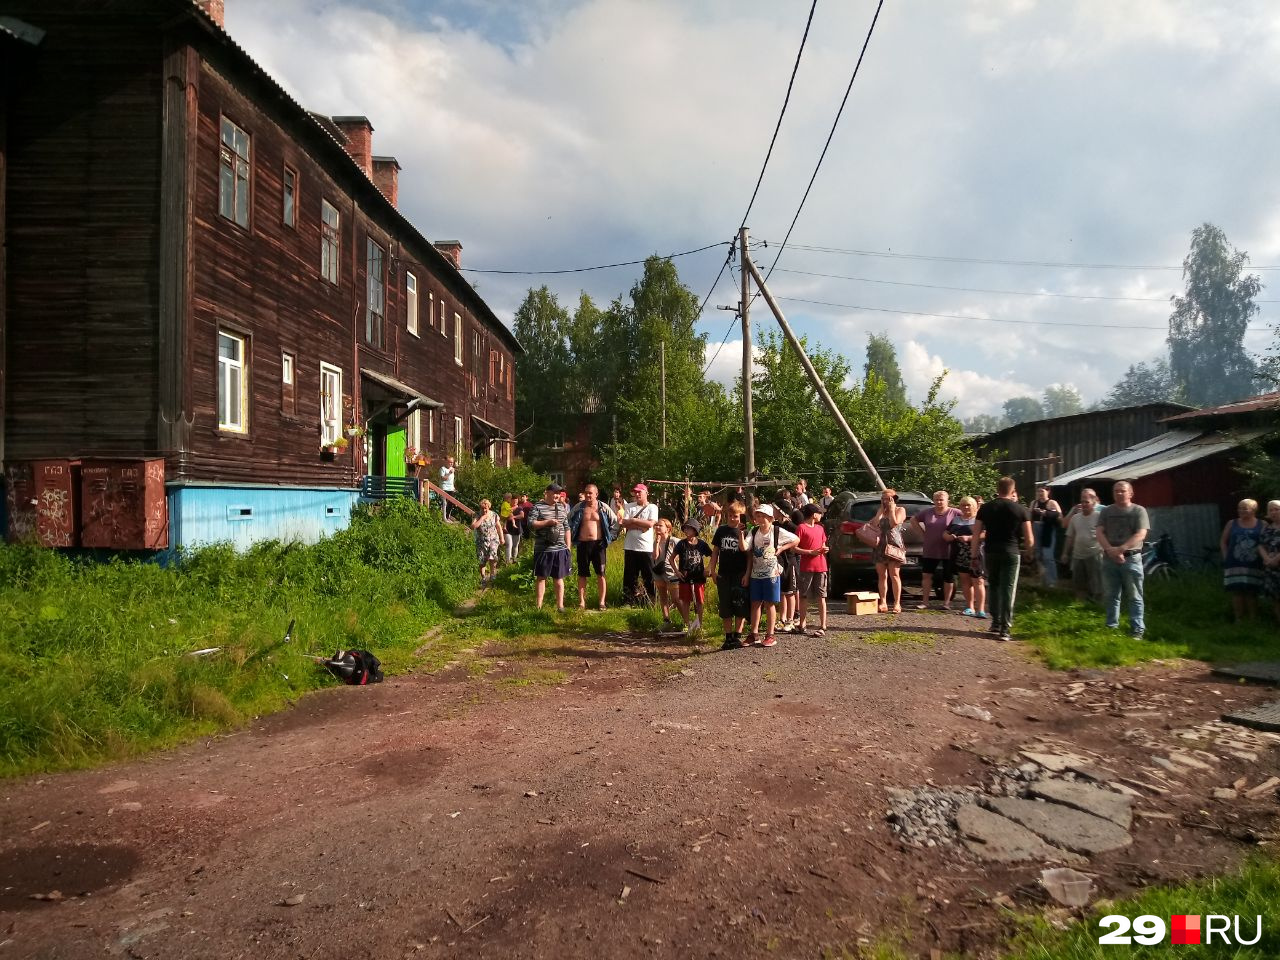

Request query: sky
[{"left": 225, "top": 0, "right": 1280, "bottom": 419}]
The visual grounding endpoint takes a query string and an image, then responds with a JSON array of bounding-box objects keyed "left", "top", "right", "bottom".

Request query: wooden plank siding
[
  {"left": 4, "top": 6, "right": 165, "bottom": 461},
  {"left": 3, "top": 2, "right": 517, "bottom": 495},
  {"left": 970, "top": 403, "right": 1190, "bottom": 498}
]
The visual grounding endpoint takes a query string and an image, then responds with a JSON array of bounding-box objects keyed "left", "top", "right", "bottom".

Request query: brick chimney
[
  {"left": 434, "top": 241, "right": 463, "bottom": 270},
  {"left": 372, "top": 156, "right": 401, "bottom": 208},
  {"left": 331, "top": 116, "right": 374, "bottom": 177},
  {"left": 194, "top": 0, "right": 225, "bottom": 27}
]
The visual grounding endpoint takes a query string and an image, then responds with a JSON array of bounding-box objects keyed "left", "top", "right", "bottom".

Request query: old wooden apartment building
[{"left": 0, "top": 0, "right": 519, "bottom": 549}]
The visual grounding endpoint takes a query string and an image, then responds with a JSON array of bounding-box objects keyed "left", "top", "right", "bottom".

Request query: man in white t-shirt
[
  {"left": 618, "top": 483, "right": 658, "bottom": 604},
  {"left": 439, "top": 455, "right": 457, "bottom": 521}
]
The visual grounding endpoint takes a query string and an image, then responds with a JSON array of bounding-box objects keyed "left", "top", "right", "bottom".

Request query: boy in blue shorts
[{"left": 743, "top": 504, "right": 799, "bottom": 647}]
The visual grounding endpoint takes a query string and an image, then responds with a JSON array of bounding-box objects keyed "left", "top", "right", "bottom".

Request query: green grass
[
  {"left": 1006, "top": 855, "right": 1280, "bottom": 959},
  {"left": 1014, "top": 573, "right": 1280, "bottom": 669},
  {"left": 0, "top": 500, "right": 477, "bottom": 777},
  {"left": 861, "top": 630, "right": 934, "bottom": 646}
]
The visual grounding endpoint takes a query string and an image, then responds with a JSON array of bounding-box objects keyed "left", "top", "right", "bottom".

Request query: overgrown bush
[
  {"left": 0, "top": 499, "right": 475, "bottom": 776},
  {"left": 454, "top": 454, "right": 550, "bottom": 509}
]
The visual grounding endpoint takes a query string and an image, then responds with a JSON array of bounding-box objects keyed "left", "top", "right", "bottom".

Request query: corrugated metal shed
[{"left": 1050, "top": 429, "right": 1268, "bottom": 486}]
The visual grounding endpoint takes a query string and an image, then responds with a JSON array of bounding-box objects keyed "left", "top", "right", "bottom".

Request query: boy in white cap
[{"left": 743, "top": 504, "right": 798, "bottom": 647}]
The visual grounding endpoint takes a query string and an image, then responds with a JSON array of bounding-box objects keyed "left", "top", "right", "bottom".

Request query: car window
[{"left": 849, "top": 502, "right": 879, "bottom": 522}]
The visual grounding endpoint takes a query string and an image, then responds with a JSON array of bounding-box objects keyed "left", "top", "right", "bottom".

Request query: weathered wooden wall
[
  {"left": 972, "top": 403, "right": 1188, "bottom": 497},
  {"left": 3, "top": 2, "right": 517, "bottom": 493},
  {"left": 4, "top": 5, "right": 164, "bottom": 461}
]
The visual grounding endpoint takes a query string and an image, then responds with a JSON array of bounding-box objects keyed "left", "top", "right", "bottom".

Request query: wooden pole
[
  {"left": 740, "top": 227, "right": 755, "bottom": 481},
  {"left": 660, "top": 339, "right": 667, "bottom": 448}
]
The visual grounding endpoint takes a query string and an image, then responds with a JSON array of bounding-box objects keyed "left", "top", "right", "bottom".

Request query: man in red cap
[{"left": 618, "top": 482, "right": 658, "bottom": 604}]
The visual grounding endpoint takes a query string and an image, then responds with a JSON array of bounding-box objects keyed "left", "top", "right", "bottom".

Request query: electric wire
[
  {"left": 459, "top": 240, "right": 728, "bottom": 275},
  {"left": 768, "top": 241, "right": 1280, "bottom": 272},
  {"left": 772, "top": 267, "right": 1175, "bottom": 302},
  {"left": 684, "top": 0, "right": 821, "bottom": 355},
  {"left": 778, "top": 296, "right": 1168, "bottom": 330},
  {"left": 738, "top": 0, "right": 819, "bottom": 231},
  {"left": 757, "top": 0, "right": 886, "bottom": 290}
]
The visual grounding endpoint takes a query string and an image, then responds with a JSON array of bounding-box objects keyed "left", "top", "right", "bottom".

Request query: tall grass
[
  {"left": 1015, "top": 573, "right": 1280, "bottom": 669},
  {"left": 0, "top": 500, "right": 476, "bottom": 776}
]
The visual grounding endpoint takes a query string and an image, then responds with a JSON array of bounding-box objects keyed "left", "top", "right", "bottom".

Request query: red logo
[{"left": 1171, "top": 915, "right": 1201, "bottom": 945}]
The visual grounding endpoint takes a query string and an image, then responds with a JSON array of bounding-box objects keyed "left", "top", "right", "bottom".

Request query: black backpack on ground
[{"left": 323, "top": 649, "right": 384, "bottom": 685}]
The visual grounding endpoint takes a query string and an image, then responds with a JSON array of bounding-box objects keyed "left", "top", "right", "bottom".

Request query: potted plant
[
  {"left": 346, "top": 424, "right": 366, "bottom": 438},
  {"left": 321, "top": 436, "right": 350, "bottom": 457}
]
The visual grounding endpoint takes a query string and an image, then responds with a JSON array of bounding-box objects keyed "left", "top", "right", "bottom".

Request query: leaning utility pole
[
  {"left": 741, "top": 245, "right": 886, "bottom": 492},
  {"left": 740, "top": 227, "right": 755, "bottom": 481}
]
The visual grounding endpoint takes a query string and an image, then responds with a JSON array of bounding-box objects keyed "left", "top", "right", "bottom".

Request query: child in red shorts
[{"left": 672, "top": 519, "right": 713, "bottom": 637}]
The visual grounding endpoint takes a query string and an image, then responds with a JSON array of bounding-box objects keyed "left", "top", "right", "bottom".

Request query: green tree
[
  {"left": 864, "top": 333, "right": 908, "bottom": 407},
  {"left": 1003, "top": 396, "right": 1044, "bottom": 425},
  {"left": 1041, "top": 383, "right": 1084, "bottom": 419},
  {"left": 595, "top": 256, "right": 731, "bottom": 484},
  {"left": 1099, "top": 358, "right": 1176, "bottom": 409},
  {"left": 1168, "top": 223, "right": 1262, "bottom": 406},
  {"left": 747, "top": 331, "right": 998, "bottom": 496},
  {"left": 512, "top": 286, "right": 572, "bottom": 468},
  {"left": 963, "top": 413, "right": 1007, "bottom": 434}
]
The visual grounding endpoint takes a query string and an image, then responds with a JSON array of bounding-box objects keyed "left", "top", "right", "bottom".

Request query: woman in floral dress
[{"left": 471, "top": 498, "right": 502, "bottom": 585}]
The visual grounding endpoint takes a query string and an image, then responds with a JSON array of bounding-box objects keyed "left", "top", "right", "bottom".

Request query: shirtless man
[
  {"left": 569, "top": 484, "right": 616, "bottom": 610},
  {"left": 696, "top": 490, "right": 721, "bottom": 538}
]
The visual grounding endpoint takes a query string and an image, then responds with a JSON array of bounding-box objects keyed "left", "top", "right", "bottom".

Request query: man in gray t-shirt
[
  {"left": 1062, "top": 488, "right": 1103, "bottom": 602},
  {"left": 529, "top": 483, "right": 571, "bottom": 611},
  {"left": 1095, "top": 480, "right": 1149, "bottom": 637}
]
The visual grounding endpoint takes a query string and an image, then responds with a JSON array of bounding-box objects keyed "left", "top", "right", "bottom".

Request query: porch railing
[{"left": 360, "top": 475, "right": 420, "bottom": 501}]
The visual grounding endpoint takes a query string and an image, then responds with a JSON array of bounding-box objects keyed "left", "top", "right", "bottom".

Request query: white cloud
[
  {"left": 900, "top": 341, "right": 1038, "bottom": 418},
  {"left": 222, "top": 0, "right": 1280, "bottom": 410}
]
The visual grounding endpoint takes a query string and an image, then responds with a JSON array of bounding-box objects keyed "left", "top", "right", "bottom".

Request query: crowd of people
[{"left": 458, "top": 468, "right": 1277, "bottom": 649}]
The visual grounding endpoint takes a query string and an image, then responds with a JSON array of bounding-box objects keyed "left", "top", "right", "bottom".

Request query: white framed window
[
  {"left": 439, "top": 296, "right": 448, "bottom": 336},
  {"left": 408, "top": 409, "right": 422, "bottom": 451},
  {"left": 282, "top": 166, "right": 297, "bottom": 228},
  {"left": 427, "top": 291, "right": 435, "bottom": 330},
  {"left": 453, "top": 312, "right": 463, "bottom": 364},
  {"left": 550, "top": 472, "right": 565, "bottom": 488},
  {"left": 320, "top": 199, "right": 340, "bottom": 284},
  {"left": 320, "top": 363, "right": 343, "bottom": 446},
  {"left": 219, "top": 117, "right": 250, "bottom": 228},
  {"left": 406, "top": 272, "right": 419, "bottom": 336},
  {"left": 427, "top": 409, "right": 435, "bottom": 444},
  {"left": 454, "top": 415, "right": 464, "bottom": 459},
  {"left": 548, "top": 431, "right": 564, "bottom": 450},
  {"left": 366, "top": 239, "right": 385, "bottom": 348},
  {"left": 217, "top": 330, "right": 248, "bottom": 432},
  {"left": 281, "top": 351, "right": 295, "bottom": 414}
]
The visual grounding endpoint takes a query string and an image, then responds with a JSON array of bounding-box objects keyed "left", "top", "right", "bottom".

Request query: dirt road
[{"left": 2, "top": 610, "right": 1277, "bottom": 959}]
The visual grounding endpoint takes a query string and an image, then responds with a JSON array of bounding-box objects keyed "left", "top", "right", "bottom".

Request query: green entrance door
[{"left": 384, "top": 424, "right": 407, "bottom": 478}]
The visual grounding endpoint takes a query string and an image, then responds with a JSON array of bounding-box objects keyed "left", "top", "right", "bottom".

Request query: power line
[
  {"left": 460, "top": 241, "right": 728, "bottom": 275},
  {"left": 772, "top": 267, "right": 1175, "bottom": 302},
  {"left": 778, "top": 296, "right": 1169, "bottom": 330},
  {"left": 684, "top": 2, "right": 821, "bottom": 349},
  {"left": 701, "top": 314, "right": 740, "bottom": 376},
  {"left": 738, "top": 0, "right": 819, "bottom": 230},
  {"left": 759, "top": 0, "right": 886, "bottom": 288},
  {"left": 771, "top": 241, "right": 1280, "bottom": 272}
]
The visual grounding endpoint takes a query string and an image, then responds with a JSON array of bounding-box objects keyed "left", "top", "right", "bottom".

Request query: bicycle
[{"left": 1142, "top": 533, "right": 1178, "bottom": 580}]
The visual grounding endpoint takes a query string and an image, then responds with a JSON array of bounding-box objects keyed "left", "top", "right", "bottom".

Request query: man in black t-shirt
[
  {"left": 708, "top": 502, "right": 750, "bottom": 650},
  {"left": 974, "top": 476, "right": 1034, "bottom": 642}
]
